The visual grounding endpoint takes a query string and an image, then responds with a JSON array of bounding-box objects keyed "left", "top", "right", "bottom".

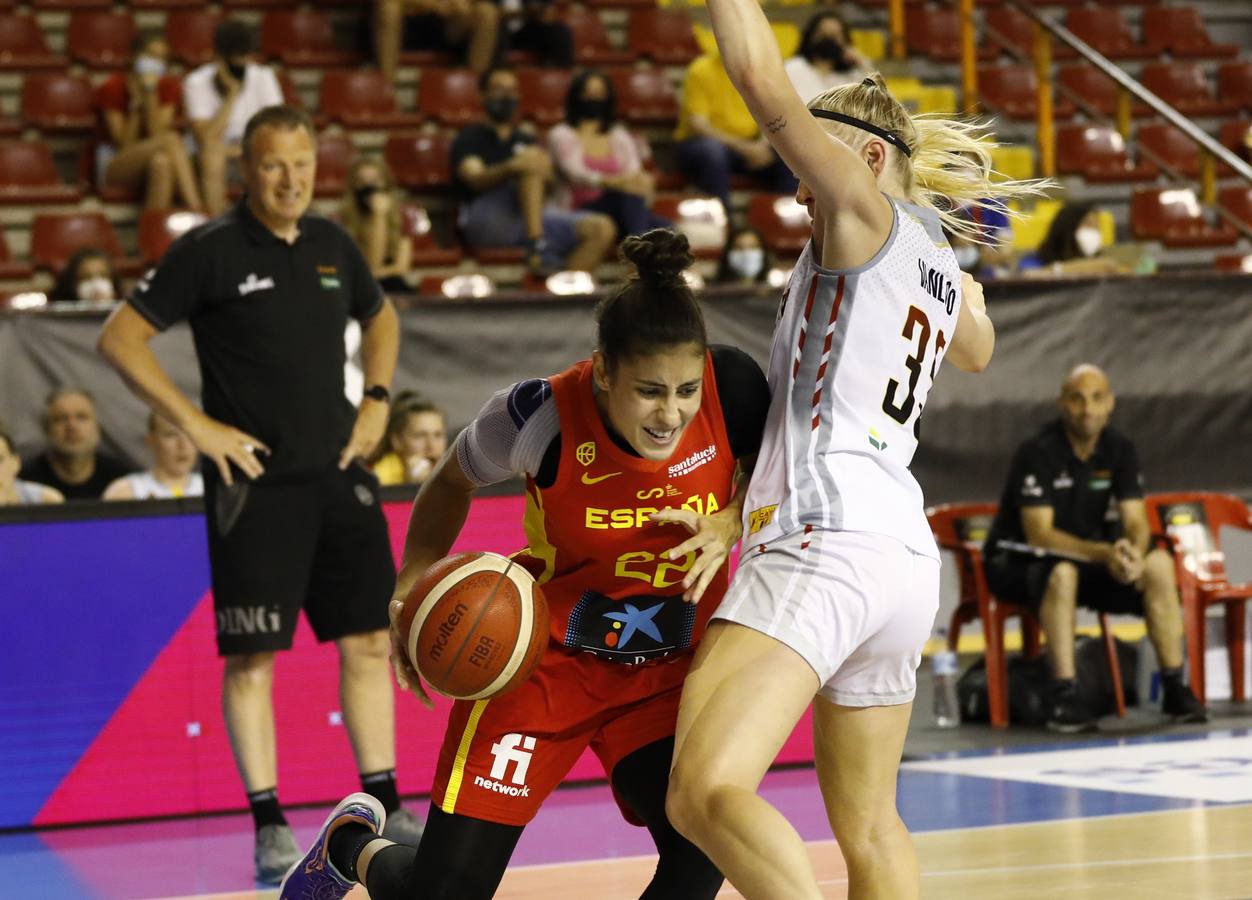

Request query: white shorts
[{"left": 713, "top": 528, "right": 940, "bottom": 707}]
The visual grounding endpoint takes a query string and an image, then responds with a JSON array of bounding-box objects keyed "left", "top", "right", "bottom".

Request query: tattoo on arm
[{"left": 765, "top": 115, "right": 787, "bottom": 135}]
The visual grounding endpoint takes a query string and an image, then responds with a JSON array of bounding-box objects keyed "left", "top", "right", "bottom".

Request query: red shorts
[{"left": 430, "top": 646, "right": 691, "bottom": 826}]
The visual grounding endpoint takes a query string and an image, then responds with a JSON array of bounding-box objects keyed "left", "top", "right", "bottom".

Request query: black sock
[
  {"left": 247, "top": 787, "right": 287, "bottom": 831},
  {"left": 360, "top": 769, "right": 401, "bottom": 814},
  {"left": 329, "top": 821, "right": 379, "bottom": 883},
  {"left": 1161, "top": 667, "right": 1185, "bottom": 689}
]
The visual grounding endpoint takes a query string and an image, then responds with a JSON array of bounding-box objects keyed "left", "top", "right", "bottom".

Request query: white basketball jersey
[
  {"left": 124, "top": 471, "right": 204, "bottom": 499},
  {"left": 742, "top": 198, "right": 961, "bottom": 559}
]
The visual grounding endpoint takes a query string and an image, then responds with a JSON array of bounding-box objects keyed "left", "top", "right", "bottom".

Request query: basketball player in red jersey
[{"left": 280, "top": 229, "right": 770, "bottom": 900}]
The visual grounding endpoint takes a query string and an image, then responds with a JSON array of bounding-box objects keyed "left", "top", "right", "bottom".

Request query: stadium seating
[
  {"left": 1130, "top": 187, "right": 1238, "bottom": 247},
  {"left": 1140, "top": 63, "right": 1226, "bottom": 117},
  {"left": 609, "top": 68, "right": 679, "bottom": 126},
  {"left": 650, "top": 196, "right": 726, "bottom": 259},
  {"left": 400, "top": 204, "right": 463, "bottom": 266},
  {"left": 67, "top": 11, "right": 137, "bottom": 69},
  {"left": 1136, "top": 123, "right": 1201, "bottom": 178},
  {"left": 518, "top": 68, "right": 574, "bottom": 128},
  {"left": 21, "top": 74, "right": 96, "bottom": 132},
  {"left": 1218, "top": 185, "right": 1252, "bottom": 232},
  {"left": 384, "top": 132, "right": 453, "bottom": 190},
  {"left": 1065, "top": 8, "right": 1153, "bottom": 60},
  {"left": 0, "top": 141, "right": 82, "bottom": 205},
  {"left": 260, "top": 10, "right": 361, "bottom": 68},
  {"left": 30, "top": 212, "right": 141, "bottom": 275},
  {"left": 0, "top": 14, "right": 63, "bottom": 70},
  {"left": 1055, "top": 124, "right": 1157, "bottom": 182},
  {"left": 33, "top": 0, "right": 112, "bottom": 7},
  {"left": 418, "top": 69, "right": 483, "bottom": 127},
  {"left": 1142, "top": 7, "right": 1238, "bottom": 58},
  {"left": 1215, "top": 253, "right": 1252, "bottom": 273},
  {"left": 166, "top": 10, "right": 224, "bottom": 67},
  {"left": 319, "top": 70, "right": 422, "bottom": 129},
  {"left": 982, "top": 7, "right": 1032, "bottom": 60},
  {"left": 977, "top": 65, "right": 1073, "bottom": 120},
  {"left": 1218, "top": 120, "right": 1251, "bottom": 158},
  {"left": 1218, "top": 62, "right": 1252, "bottom": 114},
  {"left": 0, "top": 228, "right": 34, "bottom": 281},
  {"left": 562, "top": 7, "right": 632, "bottom": 65},
  {"left": 132, "top": 0, "right": 201, "bottom": 8},
  {"left": 906, "top": 7, "right": 960, "bottom": 62},
  {"left": 276, "top": 69, "right": 303, "bottom": 109},
  {"left": 747, "top": 193, "right": 811, "bottom": 254},
  {"left": 629, "top": 9, "right": 700, "bottom": 65},
  {"left": 314, "top": 132, "right": 357, "bottom": 198},
  {"left": 137, "top": 209, "right": 209, "bottom": 265}
]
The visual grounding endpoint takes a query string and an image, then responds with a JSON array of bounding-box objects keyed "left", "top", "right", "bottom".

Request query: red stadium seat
[
  {"left": 609, "top": 68, "right": 678, "bottom": 126},
  {"left": 907, "top": 7, "right": 959, "bottom": 62},
  {"left": 224, "top": 0, "right": 298, "bottom": 7},
  {"left": 400, "top": 204, "right": 463, "bottom": 267},
  {"left": 21, "top": 74, "right": 96, "bottom": 132},
  {"left": 1054, "top": 124, "right": 1157, "bottom": 182},
  {"left": 629, "top": 9, "right": 700, "bottom": 65},
  {"left": 1218, "top": 185, "right": 1252, "bottom": 232},
  {"left": 384, "top": 132, "right": 453, "bottom": 190},
  {"left": 67, "top": 11, "right": 137, "bottom": 69},
  {"left": 747, "top": 193, "right": 811, "bottom": 254},
  {"left": 276, "top": 69, "right": 303, "bottom": 109},
  {"left": 319, "top": 70, "right": 422, "bottom": 129},
  {"left": 1215, "top": 253, "right": 1252, "bottom": 273},
  {"left": 132, "top": 0, "right": 201, "bottom": 8},
  {"left": 166, "top": 11, "right": 223, "bottom": 67},
  {"left": 1065, "top": 8, "right": 1152, "bottom": 60},
  {"left": 1140, "top": 63, "right": 1225, "bottom": 117},
  {"left": 30, "top": 212, "right": 134, "bottom": 273},
  {"left": 260, "top": 10, "right": 360, "bottom": 68},
  {"left": 0, "top": 141, "right": 82, "bottom": 204},
  {"left": 650, "top": 195, "right": 726, "bottom": 259},
  {"left": 518, "top": 68, "right": 573, "bottom": 128},
  {"left": 1142, "top": 7, "right": 1238, "bottom": 58},
  {"left": 1218, "top": 120, "right": 1251, "bottom": 158},
  {"left": 983, "top": 7, "right": 1032, "bottom": 60},
  {"left": 0, "top": 14, "right": 64, "bottom": 70},
  {"left": 1056, "top": 65, "right": 1151, "bottom": 119},
  {"left": 137, "top": 209, "right": 209, "bottom": 264},
  {"left": 1136, "top": 123, "right": 1201, "bottom": 178},
  {"left": 977, "top": 65, "right": 1073, "bottom": 121},
  {"left": 0, "top": 227, "right": 34, "bottom": 281},
  {"left": 32, "top": 0, "right": 111, "bottom": 7},
  {"left": 314, "top": 132, "right": 357, "bottom": 198},
  {"left": 1218, "top": 62, "right": 1252, "bottom": 115},
  {"left": 562, "top": 7, "right": 631, "bottom": 66},
  {"left": 1130, "top": 187, "right": 1237, "bottom": 247},
  {"left": 418, "top": 69, "right": 483, "bottom": 127}
]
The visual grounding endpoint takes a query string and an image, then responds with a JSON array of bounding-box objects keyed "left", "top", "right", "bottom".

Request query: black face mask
[
  {"left": 355, "top": 185, "right": 379, "bottom": 213},
  {"left": 574, "top": 99, "right": 609, "bottom": 124},
  {"left": 810, "top": 38, "right": 848, "bottom": 70},
  {"left": 485, "top": 96, "right": 518, "bottom": 124},
  {"left": 227, "top": 61, "right": 247, "bottom": 82}
]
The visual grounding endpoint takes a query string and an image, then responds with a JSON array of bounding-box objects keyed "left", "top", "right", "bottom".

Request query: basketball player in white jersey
[
  {"left": 661, "top": 0, "right": 1048, "bottom": 897},
  {"left": 103, "top": 412, "right": 204, "bottom": 500}
]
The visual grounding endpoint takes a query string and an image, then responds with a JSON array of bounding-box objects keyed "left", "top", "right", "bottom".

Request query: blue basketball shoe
[{"left": 278, "top": 792, "right": 386, "bottom": 900}]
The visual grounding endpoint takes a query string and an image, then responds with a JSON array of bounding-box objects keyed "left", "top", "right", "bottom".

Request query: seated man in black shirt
[
  {"left": 983, "top": 364, "right": 1206, "bottom": 732},
  {"left": 452, "top": 66, "right": 616, "bottom": 274},
  {"left": 20, "top": 388, "right": 129, "bottom": 501}
]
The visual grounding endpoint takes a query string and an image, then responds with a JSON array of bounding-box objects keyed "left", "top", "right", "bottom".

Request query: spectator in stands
[
  {"left": 784, "top": 12, "right": 872, "bottom": 103},
  {"left": 1019, "top": 202, "right": 1129, "bottom": 277},
  {"left": 548, "top": 70, "right": 672, "bottom": 240},
  {"left": 501, "top": 0, "right": 574, "bottom": 68},
  {"left": 184, "top": 20, "right": 285, "bottom": 216},
  {"left": 453, "top": 66, "right": 616, "bottom": 273},
  {"left": 20, "top": 388, "right": 130, "bottom": 501},
  {"left": 103, "top": 412, "right": 204, "bottom": 500},
  {"left": 96, "top": 30, "right": 204, "bottom": 212},
  {"left": 0, "top": 425, "right": 63, "bottom": 506},
  {"left": 376, "top": 0, "right": 500, "bottom": 79},
  {"left": 371, "top": 392, "right": 448, "bottom": 485},
  {"left": 715, "top": 226, "right": 771, "bottom": 286},
  {"left": 340, "top": 158, "right": 412, "bottom": 294},
  {"left": 48, "top": 248, "right": 121, "bottom": 305},
  {"left": 675, "top": 49, "right": 797, "bottom": 216}
]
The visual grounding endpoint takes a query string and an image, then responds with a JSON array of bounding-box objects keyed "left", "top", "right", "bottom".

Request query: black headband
[{"left": 810, "top": 108, "right": 912, "bottom": 158}]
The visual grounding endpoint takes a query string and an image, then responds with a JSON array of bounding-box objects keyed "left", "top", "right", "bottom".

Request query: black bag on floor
[
  {"left": 1074, "top": 634, "right": 1139, "bottom": 715},
  {"left": 956, "top": 654, "right": 1050, "bottom": 726}
]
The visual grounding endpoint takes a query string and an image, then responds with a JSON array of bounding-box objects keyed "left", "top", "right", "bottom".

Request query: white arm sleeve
[{"left": 455, "top": 378, "right": 560, "bottom": 486}]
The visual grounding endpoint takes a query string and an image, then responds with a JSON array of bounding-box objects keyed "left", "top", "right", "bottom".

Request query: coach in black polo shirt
[
  {"left": 98, "top": 105, "right": 422, "bottom": 882},
  {"left": 983, "top": 364, "right": 1205, "bottom": 733}
]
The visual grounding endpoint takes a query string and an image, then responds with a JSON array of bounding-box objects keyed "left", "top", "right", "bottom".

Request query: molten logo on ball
[{"left": 429, "top": 601, "right": 469, "bottom": 663}]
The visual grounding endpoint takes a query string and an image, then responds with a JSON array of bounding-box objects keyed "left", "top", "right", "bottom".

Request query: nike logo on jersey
[{"left": 581, "top": 471, "right": 622, "bottom": 485}]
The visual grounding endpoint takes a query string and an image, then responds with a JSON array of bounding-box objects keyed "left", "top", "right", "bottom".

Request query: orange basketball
[{"left": 396, "top": 551, "right": 549, "bottom": 700}]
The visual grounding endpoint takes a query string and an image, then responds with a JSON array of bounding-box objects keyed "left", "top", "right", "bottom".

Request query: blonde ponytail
[{"left": 808, "top": 73, "right": 1054, "bottom": 243}]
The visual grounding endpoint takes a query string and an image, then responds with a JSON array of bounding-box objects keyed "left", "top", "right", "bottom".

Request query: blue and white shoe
[{"left": 278, "top": 792, "right": 386, "bottom": 900}]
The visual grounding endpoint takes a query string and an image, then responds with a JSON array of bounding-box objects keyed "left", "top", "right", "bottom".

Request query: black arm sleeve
[{"left": 710, "top": 344, "right": 770, "bottom": 460}]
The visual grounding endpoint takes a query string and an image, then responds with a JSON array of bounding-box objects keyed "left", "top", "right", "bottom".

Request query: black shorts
[
  {"left": 984, "top": 552, "right": 1145, "bottom": 616},
  {"left": 206, "top": 462, "right": 395, "bottom": 656}
]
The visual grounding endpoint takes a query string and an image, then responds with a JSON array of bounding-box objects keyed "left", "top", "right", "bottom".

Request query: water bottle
[{"left": 932, "top": 649, "right": 961, "bottom": 729}]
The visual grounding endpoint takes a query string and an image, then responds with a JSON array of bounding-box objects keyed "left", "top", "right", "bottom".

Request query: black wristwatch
[{"left": 363, "top": 384, "right": 391, "bottom": 404}]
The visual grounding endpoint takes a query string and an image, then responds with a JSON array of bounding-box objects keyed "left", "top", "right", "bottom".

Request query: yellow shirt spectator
[{"left": 676, "top": 52, "right": 760, "bottom": 142}]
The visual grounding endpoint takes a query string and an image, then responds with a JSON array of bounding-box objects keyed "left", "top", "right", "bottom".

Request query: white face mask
[
  {"left": 76, "top": 276, "right": 115, "bottom": 303},
  {"left": 728, "top": 247, "right": 765, "bottom": 280},
  {"left": 1075, "top": 226, "right": 1103, "bottom": 258},
  {"left": 954, "top": 246, "right": 980, "bottom": 271},
  {"left": 134, "top": 55, "right": 166, "bottom": 78}
]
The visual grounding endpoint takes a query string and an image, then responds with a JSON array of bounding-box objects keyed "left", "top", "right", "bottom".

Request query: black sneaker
[
  {"left": 1047, "top": 683, "right": 1097, "bottom": 734},
  {"left": 1162, "top": 680, "right": 1208, "bottom": 724}
]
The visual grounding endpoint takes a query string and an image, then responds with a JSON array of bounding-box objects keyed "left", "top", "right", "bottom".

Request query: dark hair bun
[{"left": 620, "top": 228, "right": 693, "bottom": 287}]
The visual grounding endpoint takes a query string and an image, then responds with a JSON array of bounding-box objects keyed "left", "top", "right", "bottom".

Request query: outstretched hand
[{"left": 650, "top": 506, "right": 742, "bottom": 604}]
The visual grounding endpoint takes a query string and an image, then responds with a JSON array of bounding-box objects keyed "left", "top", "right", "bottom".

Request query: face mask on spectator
[
  {"left": 485, "top": 96, "right": 518, "bottom": 124},
  {"left": 575, "top": 99, "right": 609, "bottom": 123},
  {"left": 1075, "top": 226, "right": 1103, "bottom": 258},
  {"left": 954, "top": 246, "right": 980, "bottom": 271},
  {"left": 76, "top": 276, "right": 115, "bottom": 303},
  {"left": 355, "top": 185, "right": 380, "bottom": 213},
  {"left": 728, "top": 248, "right": 765, "bottom": 280},
  {"left": 809, "top": 38, "right": 848, "bottom": 69},
  {"left": 134, "top": 55, "right": 166, "bottom": 77}
]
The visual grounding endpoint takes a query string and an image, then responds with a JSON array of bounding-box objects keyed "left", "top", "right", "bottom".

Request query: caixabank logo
[{"left": 563, "top": 590, "right": 696, "bottom": 664}]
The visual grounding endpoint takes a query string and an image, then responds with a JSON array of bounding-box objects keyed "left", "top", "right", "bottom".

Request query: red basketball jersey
[{"left": 515, "top": 354, "right": 738, "bottom": 663}]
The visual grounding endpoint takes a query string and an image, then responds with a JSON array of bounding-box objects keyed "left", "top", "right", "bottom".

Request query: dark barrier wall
[{"left": 2, "top": 276, "right": 1250, "bottom": 504}]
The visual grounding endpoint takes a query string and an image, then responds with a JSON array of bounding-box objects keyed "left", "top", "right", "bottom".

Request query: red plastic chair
[
  {"left": 0, "top": 227, "right": 33, "bottom": 280},
  {"left": 0, "top": 13, "right": 64, "bottom": 70},
  {"left": 67, "top": 11, "right": 137, "bottom": 69},
  {"left": 906, "top": 7, "right": 963, "bottom": 62},
  {"left": 0, "top": 140, "right": 82, "bottom": 204},
  {"left": 1218, "top": 62, "right": 1252, "bottom": 115},
  {"left": 1144, "top": 494, "right": 1252, "bottom": 703},
  {"left": 609, "top": 68, "right": 678, "bottom": 127},
  {"left": 21, "top": 74, "right": 96, "bottom": 132},
  {"left": 1140, "top": 63, "right": 1225, "bottom": 117},
  {"left": 1130, "top": 187, "right": 1238, "bottom": 248},
  {"left": 166, "top": 10, "right": 223, "bottom": 67},
  {"left": 32, "top": 0, "right": 111, "bottom": 7},
  {"left": 132, "top": 0, "right": 201, "bottom": 8},
  {"left": 384, "top": 132, "right": 453, "bottom": 190},
  {"left": 137, "top": 209, "right": 208, "bottom": 265},
  {"left": 1065, "top": 8, "right": 1152, "bottom": 60},
  {"left": 1218, "top": 185, "right": 1252, "bottom": 232},
  {"left": 983, "top": 7, "right": 1032, "bottom": 60},
  {"left": 1218, "top": 120, "right": 1251, "bottom": 157},
  {"left": 314, "top": 132, "right": 357, "bottom": 198},
  {"left": 30, "top": 212, "right": 127, "bottom": 272},
  {"left": 418, "top": 69, "right": 483, "bottom": 128},
  {"left": 1055, "top": 124, "right": 1157, "bottom": 182},
  {"left": 978, "top": 65, "right": 1074, "bottom": 121},
  {"left": 518, "top": 68, "right": 573, "bottom": 128},
  {"left": 628, "top": 9, "right": 699, "bottom": 65},
  {"left": 1214, "top": 253, "right": 1252, "bottom": 273},
  {"left": 562, "top": 7, "right": 631, "bottom": 66},
  {"left": 260, "top": 10, "right": 360, "bottom": 67},
  {"left": 276, "top": 69, "right": 303, "bottom": 109},
  {"left": 319, "top": 70, "right": 422, "bottom": 129},
  {"left": 1142, "top": 7, "right": 1238, "bottom": 58},
  {"left": 747, "top": 193, "right": 811, "bottom": 254},
  {"left": 400, "top": 204, "right": 463, "bottom": 267},
  {"left": 928, "top": 502, "right": 1125, "bottom": 729},
  {"left": 1136, "top": 123, "right": 1201, "bottom": 178}
]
